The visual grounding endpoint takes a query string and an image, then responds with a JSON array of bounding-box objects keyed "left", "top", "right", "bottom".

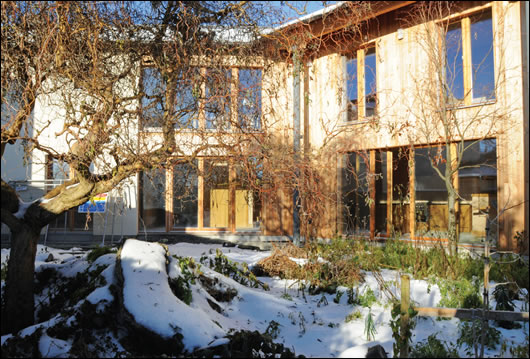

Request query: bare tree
[{"left": 1, "top": 0, "right": 283, "bottom": 334}]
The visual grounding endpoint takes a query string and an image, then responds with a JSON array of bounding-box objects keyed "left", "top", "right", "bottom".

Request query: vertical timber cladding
[
  {"left": 495, "top": 1, "right": 527, "bottom": 251},
  {"left": 297, "top": 1, "right": 525, "bottom": 249},
  {"left": 307, "top": 54, "right": 343, "bottom": 239},
  {"left": 262, "top": 60, "right": 293, "bottom": 237}
]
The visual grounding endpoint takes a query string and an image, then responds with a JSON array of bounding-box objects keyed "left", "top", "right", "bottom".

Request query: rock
[
  {"left": 365, "top": 344, "right": 387, "bottom": 358},
  {"left": 45, "top": 253, "right": 54, "bottom": 262}
]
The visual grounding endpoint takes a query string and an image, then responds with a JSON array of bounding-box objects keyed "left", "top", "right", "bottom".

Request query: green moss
[
  {"left": 168, "top": 276, "right": 193, "bottom": 305},
  {"left": 87, "top": 246, "right": 116, "bottom": 263}
]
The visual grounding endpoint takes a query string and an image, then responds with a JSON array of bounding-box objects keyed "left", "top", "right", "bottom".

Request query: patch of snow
[
  {"left": 120, "top": 239, "right": 225, "bottom": 350},
  {"left": 39, "top": 334, "right": 72, "bottom": 358},
  {"left": 86, "top": 263, "right": 115, "bottom": 308},
  {"left": 0, "top": 315, "right": 62, "bottom": 345},
  {"left": 13, "top": 198, "right": 40, "bottom": 219},
  {"left": 2, "top": 241, "right": 528, "bottom": 358},
  {"left": 289, "top": 257, "right": 307, "bottom": 266},
  {"left": 65, "top": 183, "right": 80, "bottom": 190}
]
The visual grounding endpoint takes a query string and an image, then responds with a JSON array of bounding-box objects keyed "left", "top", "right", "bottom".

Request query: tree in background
[{"left": 1, "top": 0, "right": 284, "bottom": 334}]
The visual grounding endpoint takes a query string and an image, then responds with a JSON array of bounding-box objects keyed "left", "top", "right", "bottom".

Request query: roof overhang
[{"left": 265, "top": 1, "right": 416, "bottom": 41}]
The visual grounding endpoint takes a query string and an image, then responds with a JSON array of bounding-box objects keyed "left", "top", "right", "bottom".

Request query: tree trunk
[
  {"left": 447, "top": 188, "right": 457, "bottom": 257},
  {"left": 1, "top": 225, "right": 40, "bottom": 335}
]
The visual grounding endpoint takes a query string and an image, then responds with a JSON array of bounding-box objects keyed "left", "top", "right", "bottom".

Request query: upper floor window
[
  {"left": 141, "top": 67, "right": 200, "bottom": 130},
  {"left": 141, "top": 66, "right": 262, "bottom": 132},
  {"left": 445, "top": 23, "right": 464, "bottom": 102},
  {"left": 364, "top": 47, "right": 377, "bottom": 117},
  {"left": 444, "top": 9, "right": 495, "bottom": 105},
  {"left": 345, "top": 57, "right": 358, "bottom": 122},
  {"left": 175, "top": 68, "right": 200, "bottom": 129},
  {"left": 141, "top": 67, "right": 165, "bottom": 128},
  {"left": 205, "top": 68, "right": 232, "bottom": 131},
  {"left": 238, "top": 68, "right": 262, "bottom": 131},
  {"left": 470, "top": 13, "right": 495, "bottom": 101},
  {"left": 343, "top": 46, "right": 376, "bottom": 122}
]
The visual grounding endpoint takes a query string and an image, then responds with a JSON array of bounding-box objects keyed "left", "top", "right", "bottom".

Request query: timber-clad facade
[{"left": 2, "top": 1, "right": 528, "bottom": 252}]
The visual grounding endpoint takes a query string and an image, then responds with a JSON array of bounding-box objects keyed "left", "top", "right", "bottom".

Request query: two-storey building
[{"left": 2, "top": 1, "right": 528, "bottom": 251}]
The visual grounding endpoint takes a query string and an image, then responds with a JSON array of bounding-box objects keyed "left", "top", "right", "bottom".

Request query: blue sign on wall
[{"left": 78, "top": 193, "right": 108, "bottom": 213}]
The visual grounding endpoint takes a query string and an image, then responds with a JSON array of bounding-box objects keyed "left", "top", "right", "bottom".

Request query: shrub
[
  {"left": 254, "top": 240, "right": 363, "bottom": 291},
  {"left": 204, "top": 249, "right": 269, "bottom": 290},
  {"left": 493, "top": 284, "right": 522, "bottom": 329},
  {"left": 436, "top": 277, "right": 481, "bottom": 309},
  {"left": 168, "top": 276, "right": 193, "bottom": 305},
  {"left": 462, "top": 293, "right": 483, "bottom": 309},
  {"left": 411, "top": 333, "right": 459, "bottom": 358},
  {"left": 457, "top": 319, "right": 501, "bottom": 355},
  {"left": 490, "top": 254, "right": 529, "bottom": 292}
]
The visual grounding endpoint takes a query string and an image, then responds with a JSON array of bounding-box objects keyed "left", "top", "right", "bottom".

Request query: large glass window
[
  {"left": 471, "top": 13, "right": 495, "bottom": 101},
  {"left": 375, "top": 151, "right": 387, "bottom": 234},
  {"left": 364, "top": 47, "right": 377, "bottom": 117},
  {"left": 445, "top": 23, "right": 464, "bottom": 102},
  {"left": 341, "top": 152, "right": 370, "bottom": 235},
  {"left": 141, "top": 67, "right": 200, "bottom": 129},
  {"left": 238, "top": 69, "right": 262, "bottom": 131},
  {"left": 445, "top": 9, "right": 495, "bottom": 104},
  {"left": 141, "top": 68, "right": 166, "bottom": 128},
  {"left": 458, "top": 139, "right": 497, "bottom": 242},
  {"left": 235, "top": 163, "right": 262, "bottom": 230},
  {"left": 392, "top": 148, "right": 411, "bottom": 235},
  {"left": 415, "top": 146, "right": 449, "bottom": 237},
  {"left": 345, "top": 57, "right": 358, "bottom": 122},
  {"left": 173, "top": 162, "right": 198, "bottom": 227},
  {"left": 205, "top": 68, "right": 231, "bottom": 130},
  {"left": 140, "top": 169, "right": 166, "bottom": 231},
  {"left": 412, "top": 140, "right": 497, "bottom": 242}
]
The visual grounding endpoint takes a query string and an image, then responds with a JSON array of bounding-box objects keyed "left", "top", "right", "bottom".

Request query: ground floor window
[
  {"left": 139, "top": 158, "right": 261, "bottom": 232},
  {"left": 339, "top": 139, "right": 497, "bottom": 242},
  {"left": 140, "top": 168, "right": 166, "bottom": 231},
  {"left": 341, "top": 152, "right": 370, "bottom": 235},
  {"left": 458, "top": 139, "right": 497, "bottom": 242},
  {"left": 173, "top": 162, "right": 198, "bottom": 228}
]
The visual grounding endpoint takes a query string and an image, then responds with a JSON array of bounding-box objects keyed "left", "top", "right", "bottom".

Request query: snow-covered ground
[{"left": 1, "top": 240, "right": 528, "bottom": 357}]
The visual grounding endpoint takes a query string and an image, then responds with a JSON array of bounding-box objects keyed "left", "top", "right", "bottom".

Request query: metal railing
[{"left": 6, "top": 179, "right": 132, "bottom": 247}]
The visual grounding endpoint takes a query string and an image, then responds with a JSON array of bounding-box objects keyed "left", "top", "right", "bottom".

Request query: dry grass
[
  {"left": 252, "top": 241, "right": 363, "bottom": 289},
  {"left": 254, "top": 252, "right": 301, "bottom": 279}
]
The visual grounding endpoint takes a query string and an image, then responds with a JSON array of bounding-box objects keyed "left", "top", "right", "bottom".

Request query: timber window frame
[
  {"left": 138, "top": 157, "right": 262, "bottom": 233},
  {"left": 140, "top": 66, "right": 262, "bottom": 133},
  {"left": 343, "top": 45, "right": 377, "bottom": 122},
  {"left": 443, "top": 7, "right": 496, "bottom": 107}
]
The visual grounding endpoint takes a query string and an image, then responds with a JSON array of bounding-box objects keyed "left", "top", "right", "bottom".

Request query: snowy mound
[{"left": 120, "top": 239, "right": 225, "bottom": 350}]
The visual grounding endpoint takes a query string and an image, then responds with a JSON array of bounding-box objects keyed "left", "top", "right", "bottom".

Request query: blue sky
[
  {"left": 263, "top": 1, "right": 338, "bottom": 25},
  {"left": 272, "top": 1, "right": 337, "bottom": 19}
]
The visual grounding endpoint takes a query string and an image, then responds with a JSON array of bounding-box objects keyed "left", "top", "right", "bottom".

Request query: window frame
[
  {"left": 140, "top": 66, "right": 263, "bottom": 133},
  {"left": 138, "top": 157, "right": 263, "bottom": 233},
  {"left": 342, "top": 45, "right": 378, "bottom": 123},
  {"left": 441, "top": 7, "right": 496, "bottom": 107},
  {"left": 237, "top": 68, "right": 263, "bottom": 132}
]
